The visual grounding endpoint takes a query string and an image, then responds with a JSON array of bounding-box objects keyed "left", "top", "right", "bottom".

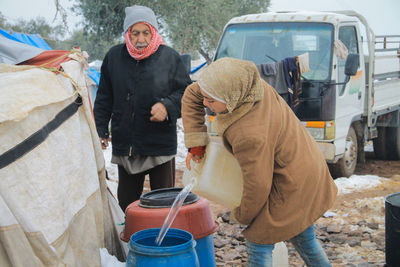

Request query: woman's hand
[
  {"left": 185, "top": 152, "right": 203, "bottom": 170},
  {"left": 185, "top": 146, "right": 206, "bottom": 170}
]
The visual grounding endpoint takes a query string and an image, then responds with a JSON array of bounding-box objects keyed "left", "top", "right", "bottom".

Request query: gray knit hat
[{"left": 123, "top": 5, "right": 158, "bottom": 33}]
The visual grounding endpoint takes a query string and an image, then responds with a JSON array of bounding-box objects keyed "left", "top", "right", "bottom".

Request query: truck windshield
[{"left": 215, "top": 22, "right": 334, "bottom": 81}]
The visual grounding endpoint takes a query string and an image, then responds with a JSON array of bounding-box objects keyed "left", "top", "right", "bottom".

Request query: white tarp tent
[{"left": 0, "top": 52, "right": 125, "bottom": 266}]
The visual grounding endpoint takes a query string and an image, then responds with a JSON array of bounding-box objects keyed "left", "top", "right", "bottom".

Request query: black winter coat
[{"left": 93, "top": 44, "right": 192, "bottom": 156}]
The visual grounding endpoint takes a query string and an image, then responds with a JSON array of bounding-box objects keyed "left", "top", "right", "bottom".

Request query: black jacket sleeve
[
  {"left": 161, "top": 53, "right": 192, "bottom": 122},
  {"left": 93, "top": 54, "right": 113, "bottom": 138}
]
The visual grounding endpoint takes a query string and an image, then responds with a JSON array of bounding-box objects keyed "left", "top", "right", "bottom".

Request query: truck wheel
[
  {"left": 373, "top": 127, "right": 387, "bottom": 159},
  {"left": 329, "top": 127, "right": 358, "bottom": 178},
  {"left": 386, "top": 126, "right": 400, "bottom": 160}
]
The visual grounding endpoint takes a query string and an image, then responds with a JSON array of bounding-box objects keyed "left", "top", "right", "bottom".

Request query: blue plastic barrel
[
  {"left": 123, "top": 189, "right": 218, "bottom": 266},
  {"left": 194, "top": 235, "right": 216, "bottom": 267},
  {"left": 126, "top": 228, "right": 199, "bottom": 267}
]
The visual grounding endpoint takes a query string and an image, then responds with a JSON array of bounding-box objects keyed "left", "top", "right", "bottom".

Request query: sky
[
  {"left": 0, "top": 0, "right": 82, "bottom": 32},
  {"left": 268, "top": 0, "right": 399, "bottom": 35},
  {"left": 1, "top": 0, "right": 399, "bottom": 36}
]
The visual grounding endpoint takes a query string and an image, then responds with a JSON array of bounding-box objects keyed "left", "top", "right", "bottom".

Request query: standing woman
[{"left": 182, "top": 57, "right": 337, "bottom": 267}]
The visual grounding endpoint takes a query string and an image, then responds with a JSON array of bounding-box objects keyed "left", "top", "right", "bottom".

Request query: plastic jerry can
[{"left": 183, "top": 140, "right": 243, "bottom": 209}]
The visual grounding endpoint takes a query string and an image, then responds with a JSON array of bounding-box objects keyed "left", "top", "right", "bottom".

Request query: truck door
[{"left": 335, "top": 25, "right": 364, "bottom": 142}]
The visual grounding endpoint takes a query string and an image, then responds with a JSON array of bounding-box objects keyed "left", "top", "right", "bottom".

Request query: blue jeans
[{"left": 246, "top": 224, "right": 331, "bottom": 267}]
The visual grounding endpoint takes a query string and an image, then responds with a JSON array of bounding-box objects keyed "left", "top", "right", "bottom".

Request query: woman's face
[
  {"left": 130, "top": 23, "right": 152, "bottom": 50},
  {"left": 200, "top": 90, "right": 227, "bottom": 113}
]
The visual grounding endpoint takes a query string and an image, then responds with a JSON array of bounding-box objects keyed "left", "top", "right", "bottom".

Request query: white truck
[{"left": 211, "top": 10, "right": 400, "bottom": 177}]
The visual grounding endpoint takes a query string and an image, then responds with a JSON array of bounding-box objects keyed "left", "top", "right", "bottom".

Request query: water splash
[{"left": 155, "top": 177, "right": 197, "bottom": 246}]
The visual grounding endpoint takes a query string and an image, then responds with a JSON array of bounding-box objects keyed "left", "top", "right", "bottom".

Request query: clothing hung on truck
[
  {"left": 282, "top": 57, "right": 302, "bottom": 110},
  {"left": 256, "top": 53, "right": 309, "bottom": 111},
  {"left": 257, "top": 61, "right": 288, "bottom": 103}
]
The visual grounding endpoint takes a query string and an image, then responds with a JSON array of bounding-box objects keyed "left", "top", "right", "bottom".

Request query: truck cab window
[
  {"left": 339, "top": 26, "right": 359, "bottom": 54},
  {"left": 338, "top": 26, "right": 359, "bottom": 86},
  {"left": 215, "top": 22, "right": 333, "bottom": 81}
]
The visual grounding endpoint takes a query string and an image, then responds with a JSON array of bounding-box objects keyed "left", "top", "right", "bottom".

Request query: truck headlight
[{"left": 303, "top": 121, "right": 335, "bottom": 140}]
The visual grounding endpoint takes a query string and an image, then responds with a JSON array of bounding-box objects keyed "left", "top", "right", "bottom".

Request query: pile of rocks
[{"left": 214, "top": 212, "right": 248, "bottom": 266}]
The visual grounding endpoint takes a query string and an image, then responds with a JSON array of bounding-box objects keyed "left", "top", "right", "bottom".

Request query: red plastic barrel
[{"left": 120, "top": 197, "right": 218, "bottom": 242}]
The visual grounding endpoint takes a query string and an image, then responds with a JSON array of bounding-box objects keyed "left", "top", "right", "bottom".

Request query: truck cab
[{"left": 212, "top": 11, "right": 400, "bottom": 177}]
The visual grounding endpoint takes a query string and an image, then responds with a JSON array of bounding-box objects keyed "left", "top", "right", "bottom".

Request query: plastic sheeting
[
  {"left": 0, "top": 28, "right": 100, "bottom": 86},
  {"left": 0, "top": 28, "right": 52, "bottom": 50},
  {"left": 0, "top": 35, "right": 44, "bottom": 64}
]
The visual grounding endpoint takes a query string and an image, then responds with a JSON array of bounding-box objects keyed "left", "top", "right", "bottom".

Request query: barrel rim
[
  {"left": 139, "top": 187, "right": 200, "bottom": 208},
  {"left": 385, "top": 192, "right": 400, "bottom": 206},
  {"left": 128, "top": 228, "right": 196, "bottom": 255}
]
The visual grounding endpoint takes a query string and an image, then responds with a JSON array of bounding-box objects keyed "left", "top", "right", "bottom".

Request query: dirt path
[{"left": 335, "top": 151, "right": 400, "bottom": 207}]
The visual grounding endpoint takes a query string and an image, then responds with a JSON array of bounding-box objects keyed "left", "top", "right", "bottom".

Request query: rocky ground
[{"left": 175, "top": 151, "right": 400, "bottom": 266}]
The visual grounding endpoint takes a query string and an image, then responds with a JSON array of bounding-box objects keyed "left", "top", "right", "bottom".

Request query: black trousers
[{"left": 117, "top": 158, "right": 175, "bottom": 212}]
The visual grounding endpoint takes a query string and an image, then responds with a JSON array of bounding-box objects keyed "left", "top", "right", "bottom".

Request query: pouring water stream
[{"left": 155, "top": 177, "right": 197, "bottom": 246}]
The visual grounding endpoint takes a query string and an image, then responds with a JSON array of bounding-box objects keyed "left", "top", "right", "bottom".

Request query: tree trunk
[{"left": 198, "top": 48, "right": 211, "bottom": 65}]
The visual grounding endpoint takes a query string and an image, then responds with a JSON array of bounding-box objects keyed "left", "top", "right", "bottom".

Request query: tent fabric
[
  {"left": 0, "top": 35, "right": 44, "bottom": 64},
  {"left": 0, "top": 65, "right": 73, "bottom": 123},
  {"left": 0, "top": 56, "right": 125, "bottom": 266},
  {"left": 14, "top": 49, "right": 99, "bottom": 115},
  {"left": 0, "top": 97, "right": 82, "bottom": 169},
  {"left": 0, "top": 28, "right": 52, "bottom": 50},
  {"left": 0, "top": 28, "right": 100, "bottom": 86},
  {"left": 19, "top": 50, "right": 73, "bottom": 70}
]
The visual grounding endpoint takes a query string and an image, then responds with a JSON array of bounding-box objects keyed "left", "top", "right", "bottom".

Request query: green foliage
[
  {"left": 72, "top": 0, "right": 270, "bottom": 63},
  {"left": 2, "top": 1, "right": 271, "bottom": 63},
  {"left": 0, "top": 12, "right": 9, "bottom": 29},
  {"left": 154, "top": 0, "right": 270, "bottom": 63},
  {"left": 55, "top": 29, "right": 119, "bottom": 61},
  {"left": 71, "top": 0, "right": 128, "bottom": 42}
]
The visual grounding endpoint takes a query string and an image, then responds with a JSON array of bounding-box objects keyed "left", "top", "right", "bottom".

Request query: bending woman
[{"left": 181, "top": 57, "right": 337, "bottom": 267}]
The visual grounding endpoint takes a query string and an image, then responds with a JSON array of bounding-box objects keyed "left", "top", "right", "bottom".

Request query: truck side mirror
[
  {"left": 180, "top": 54, "right": 191, "bottom": 75},
  {"left": 339, "top": 53, "right": 360, "bottom": 96},
  {"left": 345, "top": 53, "right": 359, "bottom": 76}
]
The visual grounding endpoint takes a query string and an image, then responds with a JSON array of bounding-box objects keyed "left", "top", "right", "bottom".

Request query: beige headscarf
[{"left": 198, "top": 57, "right": 264, "bottom": 135}]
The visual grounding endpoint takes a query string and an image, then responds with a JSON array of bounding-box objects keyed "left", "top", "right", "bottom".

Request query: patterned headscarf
[
  {"left": 125, "top": 22, "right": 165, "bottom": 60},
  {"left": 198, "top": 57, "right": 264, "bottom": 135}
]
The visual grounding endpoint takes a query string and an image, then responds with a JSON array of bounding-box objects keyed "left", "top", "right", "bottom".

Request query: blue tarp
[
  {"left": 190, "top": 61, "right": 207, "bottom": 74},
  {"left": 87, "top": 68, "right": 100, "bottom": 85},
  {"left": 0, "top": 28, "right": 52, "bottom": 50}
]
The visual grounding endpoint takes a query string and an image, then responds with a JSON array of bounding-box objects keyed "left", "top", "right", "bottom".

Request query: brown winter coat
[{"left": 182, "top": 59, "right": 337, "bottom": 244}]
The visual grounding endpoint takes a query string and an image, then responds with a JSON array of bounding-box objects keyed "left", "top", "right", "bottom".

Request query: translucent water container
[
  {"left": 182, "top": 140, "right": 243, "bottom": 209},
  {"left": 273, "top": 242, "right": 289, "bottom": 267}
]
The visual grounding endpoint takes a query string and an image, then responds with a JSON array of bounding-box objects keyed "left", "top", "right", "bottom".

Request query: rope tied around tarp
[
  {"left": 38, "top": 49, "right": 88, "bottom": 91},
  {"left": 37, "top": 51, "right": 73, "bottom": 68}
]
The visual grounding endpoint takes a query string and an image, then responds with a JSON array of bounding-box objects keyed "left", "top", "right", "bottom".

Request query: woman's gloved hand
[{"left": 185, "top": 146, "right": 206, "bottom": 170}]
